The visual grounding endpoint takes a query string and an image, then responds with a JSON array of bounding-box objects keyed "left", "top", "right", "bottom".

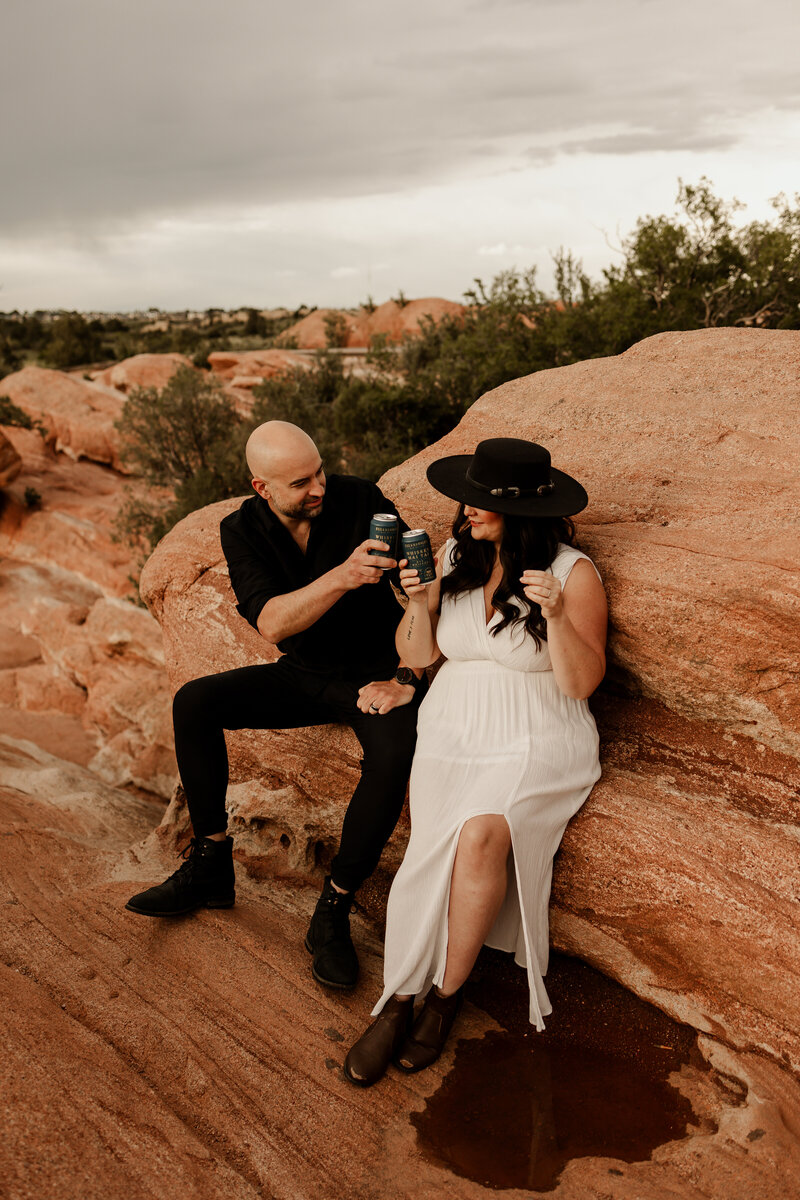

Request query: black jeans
[{"left": 172, "top": 658, "right": 426, "bottom": 893}]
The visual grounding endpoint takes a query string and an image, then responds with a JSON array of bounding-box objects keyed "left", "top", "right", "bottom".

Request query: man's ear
[{"left": 252, "top": 478, "right": 271, "bottom": 501}]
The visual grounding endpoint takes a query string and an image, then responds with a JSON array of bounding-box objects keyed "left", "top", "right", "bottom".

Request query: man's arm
[{"left": 256, "top": 539, "right": 396, "bottom": 643}]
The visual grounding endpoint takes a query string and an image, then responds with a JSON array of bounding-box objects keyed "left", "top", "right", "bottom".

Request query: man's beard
[{"left": 273, "top": 498, "right": 324, "bottom": 520}]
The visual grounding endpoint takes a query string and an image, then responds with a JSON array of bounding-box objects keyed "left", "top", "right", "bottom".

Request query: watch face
[{"left": 395, "top": 668, "right": 415, "bottom": 686}]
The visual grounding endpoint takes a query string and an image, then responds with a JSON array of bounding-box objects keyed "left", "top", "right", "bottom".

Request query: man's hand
[
  {"left": 357, "top": 678, "right": 415, "bottom": 715},
  {"left": 334, "top": 540, "right": 397, "bottom": 591}
]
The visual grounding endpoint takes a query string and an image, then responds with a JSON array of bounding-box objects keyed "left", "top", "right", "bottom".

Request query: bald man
[{"left": 126, "top": 421, "right": 426, "bottom": 990}]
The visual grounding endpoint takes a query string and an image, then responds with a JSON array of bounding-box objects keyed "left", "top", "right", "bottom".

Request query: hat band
[{"left": 465, "top": 467, "right": 556, "bottom": 499}]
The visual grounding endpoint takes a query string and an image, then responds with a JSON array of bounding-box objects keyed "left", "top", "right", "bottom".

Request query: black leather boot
[
  {"left": 394, "top": 985, "right": 464, "bottom": 1073},
  {"left": 344, "top": 996, "right": 414, "bottom": 1087},
  {"left": 125, "top": 836, "right": 235, "bottom": 917},
  {"left": 305, "top": 876, "right": 359, "bottom": 989}
]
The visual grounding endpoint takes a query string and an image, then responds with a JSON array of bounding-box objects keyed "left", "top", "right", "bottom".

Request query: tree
[
  {"left": 243, "top": 307, "right": 267, "bottom": 337},
  {"left": 45, "top": 312, "right": 102, "bottom": 368},
  {"left": 107, "top": 178, "right": 800, "bottom": 570},
  {"left": 0, "top": 335, "right": 21, "bottom": 379},
  {"left": 323, "top": 311, "right": 349, "bottom": 348},
  {"left": 114, "top": 365, "right": 250, "bottom": 555}
]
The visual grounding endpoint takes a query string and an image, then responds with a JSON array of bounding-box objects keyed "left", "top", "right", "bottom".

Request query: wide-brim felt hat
[{"left": 426, "top": 437, "right": 588, "bottom": 517}]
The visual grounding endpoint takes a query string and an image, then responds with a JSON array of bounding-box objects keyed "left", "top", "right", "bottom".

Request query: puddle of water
[{"left": 412, "top": 949, "right": 712, "bottom": 1193}]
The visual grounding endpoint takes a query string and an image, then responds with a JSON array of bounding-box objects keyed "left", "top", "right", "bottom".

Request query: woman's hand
[
  {"left": 521, "top": 570, "right": 563, "bottom": 620},
  {"left": 398, "top": 559, "right": 429, "bottom": 604}
]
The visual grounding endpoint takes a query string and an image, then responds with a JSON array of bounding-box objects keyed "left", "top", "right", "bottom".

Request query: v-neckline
[{"left": 482, "top": 566, "right": 503, "bottom": 627}]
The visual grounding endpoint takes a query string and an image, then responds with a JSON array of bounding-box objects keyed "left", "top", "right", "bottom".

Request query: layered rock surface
[
  {"left": 1, "top": 367, "right": 128, "bottom": 469},
  {"left": 3, "top": 328, "right": 800, "bottom": 1197},
  {"left": 0, "top": 416, "right": 175, "bottom": 798},
  {"left": 141, "top": 328, "right": 800, "bottom": 1081},
  {"left": 3, "top": 731, "right": 798, "bottom": 1200}
]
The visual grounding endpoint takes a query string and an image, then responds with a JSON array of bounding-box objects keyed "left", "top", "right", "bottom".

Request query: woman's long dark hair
[{"left": 439, "top": 504, "right": 578, "bottom": 646}]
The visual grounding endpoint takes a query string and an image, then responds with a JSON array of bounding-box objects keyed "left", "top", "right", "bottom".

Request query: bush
[
  {"left": 110, "top": 179, "right": 800, "bottom": 569},
  {"left": 0, "top": 395, "right": 36, "bottom": 429},
  {"left": 323, "top": 311, "right": 349, "bottom": 348},
  {"left": 45, "top": 312, "right": 102, "bottom": 368},
  {"left": 114, "top": 365, "right": 251, "bottom": 555}
]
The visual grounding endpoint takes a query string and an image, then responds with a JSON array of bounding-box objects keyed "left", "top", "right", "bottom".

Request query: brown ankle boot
[
  {"left": 344, "top": 996, "right": 414, "bottom": 1088},
  {"left": 394, "top": 986, "right": 463, "bottom": 1073}
]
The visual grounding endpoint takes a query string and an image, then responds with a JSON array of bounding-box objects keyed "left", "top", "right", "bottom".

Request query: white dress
[{"left": 373, "top": 540, "right": 602, "bottom": 1030}]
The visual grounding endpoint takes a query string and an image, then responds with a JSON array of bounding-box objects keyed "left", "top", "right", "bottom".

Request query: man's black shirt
[{"left": 219, "top": 474, "right": 409, "bottom": 678}]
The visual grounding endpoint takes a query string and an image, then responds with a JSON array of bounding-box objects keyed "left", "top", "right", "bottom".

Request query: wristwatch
[{"left": 394, "top": 667, "right": 417, "bottom": 687}]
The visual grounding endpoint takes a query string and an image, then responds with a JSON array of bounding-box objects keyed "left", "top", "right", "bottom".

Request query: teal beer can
[
  {"left": 401, "top": 530, "right": 436, "bottom": 583},
  {"left": 368, "top": 513, "right": 398, "bottom": 565}
]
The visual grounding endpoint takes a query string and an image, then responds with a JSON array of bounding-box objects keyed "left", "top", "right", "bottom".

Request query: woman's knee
[{"left": 456, "top": 815, "right": 511, "bottom": 867}]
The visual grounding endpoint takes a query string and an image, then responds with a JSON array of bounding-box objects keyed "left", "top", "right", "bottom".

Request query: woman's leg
[
  {"left": 394, "top": 814, "right": 512, "bottom": 1074},
  {"left": 440, "top": 813, "right": 512, "bottom": 994}
]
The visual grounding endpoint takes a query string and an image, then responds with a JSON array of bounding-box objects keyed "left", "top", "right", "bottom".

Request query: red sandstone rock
[
  {"left": 0, "top": 429, "right": 23, "bottom": 488},
  {"left": 367, "top": 297, "right": 464, "bottom": 342},
  {"left": 277, "top": 298, "right": 464, "bottom": 351},
  {"left": 2, "top": 735, "right": 799, "bottom": 1200},
  {"left": 18, "top": 595, "right": 175, "bottom": 799},
  {"left": 277, "top": 307, "right": 370, "bottom": 349},
  {"left": 91, "top": 352, "right": 192, "bottom": 394},
  {"left": 0, "top": 425, "right": 176, "bottom": 797},
  {"left": 141, "top": 327, "right": 800, "bottom": 1077},
  {"left": 0, "top": 427, "right": 138, "bottom": 596},
  {"left": 0, "top": 367, "right": 128, "bottom": 469},
  {"left": 207, "top": 348, "right": 311, "bottom": 384}
]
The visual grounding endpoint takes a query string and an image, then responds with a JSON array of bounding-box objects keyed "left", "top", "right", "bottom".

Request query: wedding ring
[{"left": 370, "top": 703, "right": 379, "bottom": 711}]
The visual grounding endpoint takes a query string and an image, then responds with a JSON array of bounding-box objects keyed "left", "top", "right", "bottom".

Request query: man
[{"left": 126, "top": 421, "right": 425, "bottom": 989}]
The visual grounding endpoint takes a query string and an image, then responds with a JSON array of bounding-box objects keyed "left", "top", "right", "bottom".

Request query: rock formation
[
  {"left": 4, "top": 327, "right": 800, "bottom": 1197},
  {"left": 366, "top": 296, "right": 465, "bottom": 342},
  {"left": 278, "top": 297, "right": 464, "bottom": 350},
  {"left": 207, "top": 348, "right": 311, "bottom": 387},
  {"left": 0, "top": 429, "right": 23, "bottom": 488},
  {"left": 0, "top": 366, "right": 128, "bottom": 470},
  {"left": 91, "top": 351, "right": 192, "bottom": 394},
  {"left": 141, "top": 327, "right": 800, "bottom": 1084},
  {"left": 1, "top": 416, "right": 175, "bottom": 798},
  {"left": 5, "top": 726, "right": 798, "bottom": 1199}
]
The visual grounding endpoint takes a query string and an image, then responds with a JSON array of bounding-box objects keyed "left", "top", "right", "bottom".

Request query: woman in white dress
[{"left": 344, "top": 438, "right": 607, "bottom": 1088}]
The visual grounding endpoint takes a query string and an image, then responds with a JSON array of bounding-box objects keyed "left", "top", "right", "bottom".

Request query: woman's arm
[
  {"left": 521, "top": 559, "right": 607, "bottom": 699},
  {"left": 395, "top": 547, "right": 446, "bottom": 669}
]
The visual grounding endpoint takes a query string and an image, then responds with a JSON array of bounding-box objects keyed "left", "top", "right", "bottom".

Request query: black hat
[{"left": 425, "top": 438, "right": 588, "bottom": 517}]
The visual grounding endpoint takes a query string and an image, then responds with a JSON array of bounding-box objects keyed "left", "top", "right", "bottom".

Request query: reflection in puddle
[{"left": 413, "top": 950, "right": 712, "bottom": 1192}]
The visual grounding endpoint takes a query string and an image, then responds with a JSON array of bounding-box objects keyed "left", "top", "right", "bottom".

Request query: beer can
[
  {"left": 401, "top": 530, "right": 436, "bottom": 583},
  {"left": 368, "top": 513, "right": 398, "bottom": 564}
]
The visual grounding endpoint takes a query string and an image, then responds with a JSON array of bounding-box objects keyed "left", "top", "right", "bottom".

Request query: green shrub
[
  {"left": 44, "top": 312, "right": 102, "bottom": 368},
  {"left": 0, "top": 396, "right": 35, "bottom": 429},
  {"left": 323, "top": 311, "right": 349, "bottom": 348},
  {"left": 99, "top": 178, "right": 800, "bottom": 575},
  {"left": 114, "top": 365, "right": 250, "bottom": 555}
]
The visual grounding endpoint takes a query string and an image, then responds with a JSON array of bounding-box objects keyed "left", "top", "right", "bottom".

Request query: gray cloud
[{"left": 1, "top": 0, "right": 799, "bottom": 294}]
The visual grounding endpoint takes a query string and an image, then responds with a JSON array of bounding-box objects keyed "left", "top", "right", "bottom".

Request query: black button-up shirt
[{"left": 220, "top": 473, "right": 409, "bottom": 678}]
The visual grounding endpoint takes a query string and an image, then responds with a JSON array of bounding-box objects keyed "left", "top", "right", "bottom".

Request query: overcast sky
[{"left": 2, "top": 0, "right": 799, "bottom": 312}]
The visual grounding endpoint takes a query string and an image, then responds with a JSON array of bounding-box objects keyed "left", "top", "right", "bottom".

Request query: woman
[{"left": 344, "top": 437, "right": 607, "bottom": 1087}]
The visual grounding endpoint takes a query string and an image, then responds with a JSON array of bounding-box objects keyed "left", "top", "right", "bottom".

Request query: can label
[
  {"left": 368, "top": 513, "right": 398, "bottom": 563},
  {"left": 401, "top": 530, "right": 436, "bottom": 583}
]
